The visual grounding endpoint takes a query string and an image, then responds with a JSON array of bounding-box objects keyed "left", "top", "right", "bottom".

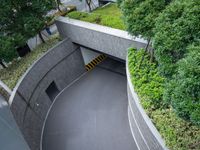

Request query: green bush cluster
[
  {"left": 119, "top": 0, "right": 171, "bottom": 39},
  {"left": 151, "top": 108, "right": 200, "bottom": 150},
  {"left": 154, "top": 0, "right": 200, "bottom": 77},
  {"left": 119, "top": 0, "right": 200, "bottom": 127},
  {"left": 67, "top": 4, "right": 125, "bottom": 30},
  {"left": 128, "top": 48, "right": 165, "bottom": 109},
  {"left": 164, "top": 45, "right": 200, "bottom": 125},
  {"left": 0, "top": 0, "right": 56, "bottom": 62}
]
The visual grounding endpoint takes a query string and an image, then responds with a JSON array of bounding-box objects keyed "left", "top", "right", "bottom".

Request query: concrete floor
[{"left": 42, "top": 60, "right": 137, "bottom": 150}]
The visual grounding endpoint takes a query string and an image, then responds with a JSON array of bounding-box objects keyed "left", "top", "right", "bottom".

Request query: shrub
[
  {"left": 164, "top": 45, "right": 200, "bottom": 125},
  {"left": 128, "top": 48, "right": 165, "bottom": 109},
  {"left": 151, "top": 108, "right": 200, "bottom": 150},
  {"left": 154, "top": 0, "right": 200, "bottom": 77},
  {"left": 120, "top": 0, "right": 171, "bottom": 39}
]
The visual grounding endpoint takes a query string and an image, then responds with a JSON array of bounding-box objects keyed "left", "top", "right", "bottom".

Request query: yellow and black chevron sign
[{"left": 85, "top": 54, "right": 106, "bottom": 71}]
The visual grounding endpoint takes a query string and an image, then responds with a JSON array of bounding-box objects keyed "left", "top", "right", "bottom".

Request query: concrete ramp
[{"left": 42, "top": 61, "right": 137, "bottom": 150}]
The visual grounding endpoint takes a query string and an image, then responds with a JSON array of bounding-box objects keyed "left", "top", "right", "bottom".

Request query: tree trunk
[
  {"left": 86, "top": 0, "right": 92, "bottom": 12},
  {"left": 39, "top": 31, "right": 45, "bottom": 43},
  {"left": 150, "top": 48, "right": 154, "bottom": 62},
  {"left": 138, "top": 38, "right": 151, "bottom": 68},
  {"left": 56, "top": 0, "right": 62, "bottom": 12},
  {"left": 0, "top": 59, "right": 6, "bottom": 68}
]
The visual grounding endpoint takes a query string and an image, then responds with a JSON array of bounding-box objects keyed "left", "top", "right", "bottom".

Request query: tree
[
  {"left": 0, "top": 0, "right": 56, "bottom": 62},
  {"left": 120, "top": 0, "right": 170, "bottom": 39},
  {"left": 56, "top": 0, "right": 62, "bottom": 12},
  {"left": 153, "top": 0, "right": 200, "bottom": 77},
  {"left": 163, "top": 45, "right": 200, "bottom": 126},
  {"left": 119, "top": 0, "right": 171, "bottom": 63}
]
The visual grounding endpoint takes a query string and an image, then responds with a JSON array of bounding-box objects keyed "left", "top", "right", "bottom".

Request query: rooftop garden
[{"left": 67, "top": 3, "right": 125, "bottom": 30}]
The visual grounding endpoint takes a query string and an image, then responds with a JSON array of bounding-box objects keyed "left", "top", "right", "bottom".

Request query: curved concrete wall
[
  {"left": 55, "top": 17, "right": 147, "bottom": 60},
  {"left": 126, "top": 58, "right": 167, "bottom": 150},
  {"left": 9, "top": 38, "right": 86, "bottom": 150}
]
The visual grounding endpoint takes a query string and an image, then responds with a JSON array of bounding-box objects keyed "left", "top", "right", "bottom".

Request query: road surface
[{"left": 42, "top": 59, "right": 138, "bottom": 150}]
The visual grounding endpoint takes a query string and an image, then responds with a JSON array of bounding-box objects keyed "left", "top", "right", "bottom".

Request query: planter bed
[{"left": 128, "top": 48, "right": 200, "bottom": 150}]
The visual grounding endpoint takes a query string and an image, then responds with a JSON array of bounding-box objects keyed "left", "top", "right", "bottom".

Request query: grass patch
[
  {"left": 67, "top": 3, "right": 125, "bottom": 30},
  {"left": 0, "top": 35, "right": 60, "bottom": 90},
  {"left": 128, "top": 48, "right": 200, "bottom": 150}
]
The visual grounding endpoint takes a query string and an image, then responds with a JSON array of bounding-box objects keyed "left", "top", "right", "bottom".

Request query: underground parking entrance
[
  {"left": 41, "top": 47, "right": 138, "bottom": 150},
  {"left": 9, "top": 17, "right": 148, "bottom": 149}
]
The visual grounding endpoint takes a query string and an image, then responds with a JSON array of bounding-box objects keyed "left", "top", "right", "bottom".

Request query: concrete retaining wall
[
  {"left": 9, "top": 38, "right": 86, "bottom": 150},
  {"left": 55, "top": 17, "right": 147, "bottom": 60},
  {"left": 126, "top": 58, "right": 167, "bottom": 150}
]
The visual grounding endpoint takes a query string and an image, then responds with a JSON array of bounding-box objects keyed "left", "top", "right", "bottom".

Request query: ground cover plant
[{"left": 67, "top": 3, "right": 125, "bottom": 30}]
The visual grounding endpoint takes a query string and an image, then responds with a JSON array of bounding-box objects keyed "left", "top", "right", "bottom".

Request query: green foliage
[
  {"left": 164, "top": 45, "right": 200, "bottom": 126},
  {"left": 120, "top": 0, "right": 170, "bottom": 39},
  {"left": 151, "top": 108, "right": 200, "bottom": 150},
  {"left": 129, "top": 48, "right": 200, "bottom": 150},
  {"left": 116, "top": 0, "right": 123, "bottom": 7},
  {"left": 0, "top": 36, "right": 18, "bottom": 62},
  {"left": 128, "top": 48, "right": 165, "bottom": 109},
  {"left": 0, "top": 0, "right": 56, "bottom": 62},
  {"left": 0, "top": 35, "right": 60, "bottom": 89},
  {"left": 67, "top": 3, "right": 125, "bottom": 30},
  {"left": 154, "top": 0, "right": 200, "bottom": 77}
]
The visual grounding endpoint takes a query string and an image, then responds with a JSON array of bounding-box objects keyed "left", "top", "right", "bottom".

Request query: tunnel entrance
[{"left": 80, "top": 46, "right": 126, "bottom": 76}]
